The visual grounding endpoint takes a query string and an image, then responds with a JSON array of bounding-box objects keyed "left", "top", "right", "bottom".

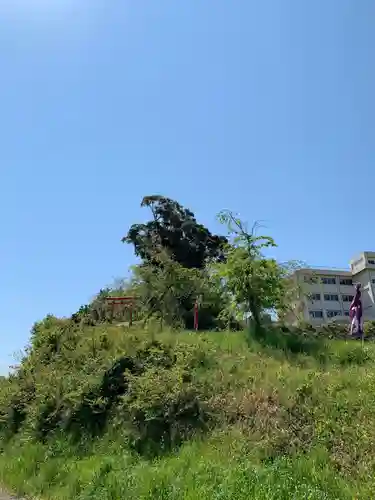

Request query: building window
[
  {"left": 326, "top": 310, "right": 342, "bottom": 318},
  {"left": 340, "top": 278, "right": 353, "bottom": 286},
  {"left": 304, "top": 275, "right": 318, "bottom": 284},
  {"left": 310, "top": 310, "right": 323, "bottom": 319},
  {"left": 368, "top": 259, "right": 375, "bottom": 265},
  {"left": 342, "top": 294, "right": 354, "bottom": 302},
  {"left": 310, "top": 293, "right": 321, "bottom": 301},
  {"left": 324, "top": 294, "right": 339, "bottom": 301},
  {"left": 372, "top": 279, "right": 375, "bottom": 285},
  {"left": 321, "top": 277, "right": 336, "bottom": 285}
]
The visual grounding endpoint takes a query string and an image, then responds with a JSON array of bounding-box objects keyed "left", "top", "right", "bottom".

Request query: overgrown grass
[{"left": 1, "top": 321, "right": 375, "bottom": 499}]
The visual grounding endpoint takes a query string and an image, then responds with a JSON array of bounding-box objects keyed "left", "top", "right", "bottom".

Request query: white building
[{"left": 288, "top": 251, "right": 375, "bottom": 325}]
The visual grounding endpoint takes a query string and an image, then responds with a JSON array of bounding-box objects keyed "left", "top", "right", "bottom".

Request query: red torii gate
[{"left": 104, "top": 296, "right": 136, "bottom": 326}]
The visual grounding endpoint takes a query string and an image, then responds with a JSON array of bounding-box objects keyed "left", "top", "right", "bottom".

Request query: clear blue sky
[{"left": 0, "top": 1, "right": 374, "bottom": 372}]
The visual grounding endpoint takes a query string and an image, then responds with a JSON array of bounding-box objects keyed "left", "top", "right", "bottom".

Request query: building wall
[
  {"left": 352, "top": 267, "right": 375, "bottom": 320},
  {"left": 293, "top": 269, "right": 355, "bottom": 324},
  {"left": 287, "top": 252, "right": 375, "bottom": 326}
]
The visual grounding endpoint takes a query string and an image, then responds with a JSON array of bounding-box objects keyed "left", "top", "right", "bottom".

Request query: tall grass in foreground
[{"left": 1, "top": 326, "right": 375, "bottom": 499}]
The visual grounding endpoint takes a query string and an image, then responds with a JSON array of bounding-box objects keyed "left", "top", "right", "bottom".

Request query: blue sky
[{"left": 0, "top": 0, "right": 374, "bottom": 372}]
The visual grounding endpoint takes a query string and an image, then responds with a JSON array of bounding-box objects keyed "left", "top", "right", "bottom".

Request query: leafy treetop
[{"left": 123, "top": 195, "right": 228, "bottom": 269}]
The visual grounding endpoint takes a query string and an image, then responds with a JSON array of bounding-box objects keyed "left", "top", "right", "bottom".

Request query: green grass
[{"left": 1, "top": 325, "right": 375, "bottom": 499}]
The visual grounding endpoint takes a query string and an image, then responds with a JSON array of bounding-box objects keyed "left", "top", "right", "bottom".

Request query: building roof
[{"left": 295, "top": 267, "right": 351, "bottom": 276}]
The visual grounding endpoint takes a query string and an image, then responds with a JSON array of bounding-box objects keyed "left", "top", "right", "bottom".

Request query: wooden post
[
  {"left": 129, "top": 302, "right": 133, "bottom": 327},
  {"left": 194, "top": 298, "right": 199, "bottom": 331}
]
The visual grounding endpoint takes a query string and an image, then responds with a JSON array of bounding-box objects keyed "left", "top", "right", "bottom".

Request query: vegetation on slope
[
  {"left": 1, "top": 325, "right": 375, "bottom": 499},
  {"left": 1, "top": 195, "right": 374, "bottom": 499}
]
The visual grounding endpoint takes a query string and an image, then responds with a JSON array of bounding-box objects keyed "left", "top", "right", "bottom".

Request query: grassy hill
[{"left": 0, "top": 320, "right": 375, "bottom": 499}]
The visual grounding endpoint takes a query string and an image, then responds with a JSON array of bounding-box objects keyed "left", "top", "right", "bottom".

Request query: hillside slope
[{"left": 0, "top": 321, "right": 375, "bottom": 499}]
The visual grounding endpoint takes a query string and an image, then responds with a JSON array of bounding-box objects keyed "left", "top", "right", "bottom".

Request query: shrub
[
  {"left": 10, "top": 334, "right": 208, "bottom": 447},
  {"left": 34, "top": 397, "right": 64, "bottom": 441},
  {"left": 0, "top": 372, "right": 36, "bottom": 440},
  {"left": 135, "top": 340, "right": 176, "bottom": 369},
  {"left": 64, "top": 355, "right": 142, "bottom": 440},
  {"left": 249, "top": 325, "right": 326, "bottom": 356},
  {"left": 317, "top": 322, "right": 348, "bottom": 339},
  {"left": 120, "top": 366, "right": 211, "bottom": 457},
  {"left": 364, "top": 320, "right": 375, "bottom": 339},
  {"left": 336, "top": 345, "right": 372, "bottom": 366}
]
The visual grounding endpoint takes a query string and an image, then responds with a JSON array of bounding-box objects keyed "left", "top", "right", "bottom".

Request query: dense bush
[
  {"left": 308, "top": 320, "right": 375, "bottom": 341},
  {"left": 250, "top": 324, "right": 326, "bottom": 356},
  {"left": 2, "top": 195, "right": 375, "bottom": 498},
  {"left": 121, "top": 366, "right": 211, "bottom": 457},
  {"left": 364, "top": 320, "right": 375, "bottom": 339},
  {"left": 2, "top": 322, "right": 375, "bottom": 499},
  {"left": 315, "top": 322, "right": 349, "bottom": 339},
  {"left": 0, "top": 320, "right": 216, "bottom": 457}
]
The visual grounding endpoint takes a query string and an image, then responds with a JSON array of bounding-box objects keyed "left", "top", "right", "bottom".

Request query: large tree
[
  {"left": 130, "top": 246, "right": 226, "bottom": 329},
  {"left": 214, "top": 210, "right": 293, "bottom": 334},
  {"left": 123, "top": 195, "right": 227, "bottom": 269}
]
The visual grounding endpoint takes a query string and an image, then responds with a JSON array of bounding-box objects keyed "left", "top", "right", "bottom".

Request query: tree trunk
[{"left": 248, "top": 297, "right": 263, "bottom": 337}]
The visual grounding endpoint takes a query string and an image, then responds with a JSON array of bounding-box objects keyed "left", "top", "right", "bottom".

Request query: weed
[{"left": 1, "top": 325, "right": 375, "bottom": 499}]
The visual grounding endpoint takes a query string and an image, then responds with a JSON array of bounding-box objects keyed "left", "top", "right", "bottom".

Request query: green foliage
[
  {"left": 335, "top": 345, "right": 372, "bottom": 366},
  {"left": 131, "top": 246, "right": 228, "bottom": 329},
  {"left": 3, "top": 197, "right": 375, "bottom": 499},
  {"left": 121, "top": 366, "right": 211, "bottom": 457},
  {"left": 28, "top": 315, "right": 72, "bottom": 363},
  {"left": 123, "top": 195, "right": 227, "bottom": 269},
  {"left": 364, "top": 320, "right": 375, "bottom": 339},
  {"left": 315, "top": 322, "right": 349, "bottom": 339},
  {"left": 70, "top": 201, "right": 287, "bottom": 333},
  {"left": 71, "top": 288, "right": 136, "bottom": 327},
  {"left": 216, "top": 246, "right": 285, "bottom": 310},
  {"left": 214, "top": 211, "right": 291, "bottom": 332},
  {"left": 0, "top": 375, "right": 34, "bottom": 440},
  {"left": 1, "top": 328, "right": 375, "bottom": 499},
  {"left": 300, "top": 321, "right": 375, "bottom": 342},
  {"left": 0, "top": 321, "right": 215, "bottom": 460},
  {"left": 249, "top": 324, "right": 326, "bottom": 357}
]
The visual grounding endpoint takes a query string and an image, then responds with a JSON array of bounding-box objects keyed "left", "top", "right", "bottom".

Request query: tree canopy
[
  {"left": 64, "top": 196, "right": 303, "bottom": 332},
  {"left": 213, "top": 210, "right": 298, "bottom": 333},
  {"left": 122, "top": 195, "right": 228, "bottom": 269}
]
